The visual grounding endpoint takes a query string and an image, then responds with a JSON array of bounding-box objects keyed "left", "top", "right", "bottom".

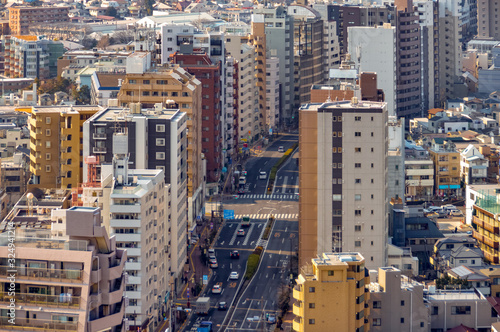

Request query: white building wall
[
  {"left": 266, "top": 57, "right": 280, "bottom": 130},
  {"left": 348, "top": 25, "right": 397, "bottom": 117}
]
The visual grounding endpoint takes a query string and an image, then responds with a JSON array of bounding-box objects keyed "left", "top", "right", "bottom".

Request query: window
[
  {"left": 401, "top": 318, "right": 405, "bottom": 323},
  {"left": 332, "top": 132, "right": 337, "bottom": 137},
  {"left": 355, "top": 194, "right": 361, "bottom": 201},
  {"left": 45, "top": 141, "right": 51, "bottom": 148},
  {"left": 355, "top": 116, "right": 361, "bottom": 121},
  {"left": 46, "top": 129, "right": 51, "bottom": 136},
  {"left": 355, "top": 225, "right": 361, "bottom": 231},
  {"left": 373, "top": 318, "right": 381, "bottom": 326},
  {"left": 309, "top": 303, "right": 315, "bottom": 308},
  {"left": 45, "top": 165, "right": 51, "bottom": 172},
  {"left": 328, "top": 271, "right": 334, "bottom": 276},
  {"left": 355, "top": 132, "right": 361, "bottom": 137},
  {"left": 401, "top": 301, "right": 405, "bottom": 306},
  {"left": 46, "top": 153, "right": 51, "bottom": 160},
  {"left": 373, "top": 301, "right": 381, "bottom": 309},
  {"left": 355, "top": 241, "right": 361, "bottom": 247},
  {"left": 355, "top": 210, "right": 361, "bottom": 216},
  {"left": 333, "top": 194, "right": 342, "bottom": 201},
  {"left": 333, "top": 147, "right": 337, "bottom": 153},
  {"left": 128, "top": 79, "right": 136, "bottom": 84},
  {"left": 156, "top": 152, "right": 165, "bottom": 160},
  {"left": 355, "top": 163, "right": 361, "bottom": 168},
  {"left": 355, "top": 179, "right": 361, "bottom": 184},
  {"left": 309, "top": 319, "right": 315, "bottom": 325},
  {"left": 420, "top": 322, "right": 425, "bottom": 328},
  {"left": 355, "top": 147, "right": 361, "bottom": 152},
  {"left": 156, "top": 125, "right": 165, "bottom": 132},
  {"left": 143, "top": 80, "right": 150, "bottom": 84},
  {"left": 309, "top": 287, "right": 315, "bottom": 293},
  {"left": 451, "top": 306, "right": 471, "bottom": 315},
  {"left": 338, "top": 147, "right": 342, "bottom": 153},
  {"left": 371, "top": 163, "right": 374, "bottom": 168},
  {"left": 338, "top": 163, "right": 342, "bottom": 168},
  {"left": 45, "top": 117, "right": 51, "bottom": 124},
  {"left": 156, "top": 138, "right": 165, "bottom": 146}
]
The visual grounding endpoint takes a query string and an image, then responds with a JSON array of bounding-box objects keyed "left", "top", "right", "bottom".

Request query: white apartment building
[
  {"left": 266, "top": 57, "right": 280, "bottom": 131},
  {"left": 224, "top": 55, "right": 237, "bottom": 162},
  {"left": 460, "top": 144, "right": 489, "bottom": 185},
  {"left": 299, "top": 99, "right": 388, "bottom": 269},
  {"left": 348, "top": 24, "right": 397, "bottom": 117},
  {"left": 103, "top": 158, "right": 170, "bottom": 330},
  {"left": 224, "top": 34, "right": 260, "bottom": 142}
]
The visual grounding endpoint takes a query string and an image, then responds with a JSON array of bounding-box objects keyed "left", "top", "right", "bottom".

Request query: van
[
  {"left": 239, "top": 176, "right": 246, "bottom": 185},
  {"left": 278, "top": 146, "right": 284, "bottom": 152},
  {"left": 241, "top": 216, "right": 251, "bottom": 227},
  {"left": 259, "top": 171, "right": 267, "bottom": 180}
]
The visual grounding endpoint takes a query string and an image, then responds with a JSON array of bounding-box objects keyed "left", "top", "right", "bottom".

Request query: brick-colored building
[
  {"left": 9, "top": 6, "right": 69, "bottom": 35},
  {"left": 170, "top": 51, "right": 222, "bottom": 183}
]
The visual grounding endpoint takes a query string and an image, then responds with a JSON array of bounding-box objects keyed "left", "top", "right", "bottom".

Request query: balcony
[
  {"left": 93, "top": 146, "right": 107, "bottom": 154},
  {"left": 110, "top": 204, "right": 141, "bottom": 214},
  {"left": 88, "top": 300, "right": 124, "bottom": 331},
  {"left": 0, "top": 292, "right": 80, "bottom": 309},
  {"left": 125, "top": 261, "right": 141, "bottom": 271},
  {"left": 472, "top": 216, "right": 484, "bottom": 229},
  {"left": 93, "top": 133, "right": 107, "bottom": 140},
  {"left": 293, "top": 317, "right": 303, "bottom": 332},
  {"left": 0, "top": 317, "right": 79, "bottom": 331},
  {"left": 0, "top": 266, "right": 83, "bottom": 283},
  {"left": 472, "top": 230, "right": 483, "bottom": 243},
  {"left": 91, "top": 266, "right": 101, "bottom": 284},
  {"left": 293, "top": 302, "right": 303, "bottom": 317},
  {"left": 102, "top": 276, "right": 124, "bottom": 305},
  {"left": 114, "top": 233, "right": 141, "bottom": 242},
  {"left": 483, "top": 251, "right": 499, "bottom": 264},
  {"left": 475, "top": 216, "right": 499, "bottom": 233},
  {"left": 293, "top": 286, "right": 303, "bottom": 301},
  {"left": 483, "top": 236, "right": 499, "bottom": 249}
]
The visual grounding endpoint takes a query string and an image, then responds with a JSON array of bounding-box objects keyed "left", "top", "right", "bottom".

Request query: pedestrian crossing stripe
[
  {"left": 236, "top": 194, "right": 299, "bottom": 200},
  {"left": 232, "top": 214, "right": 298, "bottom": 220}
]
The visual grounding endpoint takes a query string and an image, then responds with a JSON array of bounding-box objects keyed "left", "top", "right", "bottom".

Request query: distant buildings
[
  {"left": 292, "top": 252, "right": 371, "bottom": 332},
  {"left": 298, "top": 99, "right": 388, "bottom": 269},
  {"left": 477, "top": 0, "right": 500, "bottom": 40}
]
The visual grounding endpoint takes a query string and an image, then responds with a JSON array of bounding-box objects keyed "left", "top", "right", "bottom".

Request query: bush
[{"left": 245, "top": 254, "right": 261, "bottom": 280}]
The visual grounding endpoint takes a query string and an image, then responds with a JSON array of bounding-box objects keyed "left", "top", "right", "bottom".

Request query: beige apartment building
[
  {"left": 477, "top": 0, "right": 500, "bottom": 40},
  {"left": 292, "top": 252, "right": 371, "bottom": 332},
  {"left": 116, "top": 64, "right": 204, "bottom": 224},
  {"left": 23, "top": 105, "right": 100, "bottom": 190},
  {"left": 0, "top": 203, "right": 126, "bottom": 332},
  {"left": 298, "top": 99, "right": 388, "bottom": 269},
  {"left": 369, "top": 267, "right": 429, "bottom": 331},
  {"left": 8, "top": 6, "right": 69, "bottom": 35}
]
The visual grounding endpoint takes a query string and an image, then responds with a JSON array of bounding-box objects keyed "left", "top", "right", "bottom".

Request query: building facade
[
  {"left": 298, "top": 100, "right": 388, "bottom": 270},
  {"left": 293, "top": 252, "right": 371, "bottom": 332},
  {"left": 8, "top": 6, "right": 69, "bottom": 35},
  {"left": 477, "top": 0, "right": 500, "bottom": 40},
  {"left": 429, "top": 138, "right": 461, "bottom": 197}
]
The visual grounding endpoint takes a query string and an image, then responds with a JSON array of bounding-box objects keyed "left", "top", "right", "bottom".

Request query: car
[
  {"left": 208, "top": 254, "right": 216, "bottom": 261},
  {"left": 212, "top": 285, "right": 222, "bottom": 294},
  {"left": 208, "top": 248, "right": 215, "bottom": 255},
  {"left": 237, "top": 188, "right": 245, "bottom": 194},
  {"left": 442, "top": 204, "right": 456, "bottom": 211},
  {"left": 428, "top": 206, "right": 443, "bottom": 212},
  {"left": 267, "top": 313, "right": 277, "bottom": 324},
  {"left": 210, "top": 259, "right": 218, "bottom": 269},
  {"left": 259, "top": 171, "right": 267, "bottom": 180},
  {"left": 229, "top": 271, "right": 239, "bottom": 280},
  {"left": 241, "top": 216, "right": 251, "bottom": 227},
  {"left": 237, "top": 229, "right": 245, "bottom": 236},
  {"left": 218, "top": 302, "right": 227, "bottom": 310},
  {"left": 278, "top": 146, "right": 284, "bottom": 152},
  {"left": 467, "top": 230, "right": 473, "bottom": 235},
  {"left": 230, "top": 250, "right": 240, "bottom": 259},
  {"left": 239, "top": 176, "right": 246, "bottom": 185},
  {"left": 448, "top": 209, "right": 463, "bottom": 217}
]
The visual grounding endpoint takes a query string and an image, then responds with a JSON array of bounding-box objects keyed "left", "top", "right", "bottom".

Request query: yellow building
[
  {"left": 429, "top": 138, "right": 461, "bottom": 197},
  {"left": 116, "top": 66, "right": 202, "bottom": 199},
  {"left": 293, "top": 252, "right": 370, "bottom": 332},
  {"left": 24, "top": 106, "right": 100, "bottom": 189},
  {"left": 471, "top": 189, "right": 500, "bottom": 264}
]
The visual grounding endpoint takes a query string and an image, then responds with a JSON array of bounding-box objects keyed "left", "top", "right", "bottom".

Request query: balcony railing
[
  {"left": 0, "top": 292, "right": 80, "bottom": 308},
  {"left": 0, "top": 317, "right": 79, "bottom": 331},
  {"left": 0, "top": 266, "right": 83, "bottom": 282},
  {"left": 484, "top": 251, "right": 499, "bottom": 264}
]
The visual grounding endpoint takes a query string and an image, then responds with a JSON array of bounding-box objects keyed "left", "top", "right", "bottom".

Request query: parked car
[
  {"left": 212, "top": 285, "right": 222, "bottom": 294},
  {"left": 267, "top": 314, "right": 277, "bottom": 324},
  {"left": 210, "top": 259, "right": 218, "bottom": 269},
  {"left": 237, "top": 229, "right": 245, "bottom": 236},
  {"left": 230, "top": 271, "right": 239, "bottom": 280},
  {"left": 230, "top": 250, "right": 240, "bottom": 259},
  {"left": 448, "top": 209, "right": 463, "bottom": 217}
]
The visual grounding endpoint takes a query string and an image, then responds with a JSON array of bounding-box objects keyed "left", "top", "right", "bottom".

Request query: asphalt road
[
  {"left": 272, "top": 150, "right": 299, "bottom": 195},
  {"left": 243, "top": 134, "right": 298, "bottom": 195}
]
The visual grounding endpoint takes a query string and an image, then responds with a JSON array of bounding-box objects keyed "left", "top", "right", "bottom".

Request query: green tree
[
  {"left": 104, "top": 6, "right": 118, "bottom": 18},
  {"left": 72, "top": 85, "right": 91, "bottom": 105},
  {"left": 145, "top": 0, "right": 154, "bottom": 16}
]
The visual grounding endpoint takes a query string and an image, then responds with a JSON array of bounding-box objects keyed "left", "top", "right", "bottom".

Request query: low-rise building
[
  {"left": 429, "top": 137, "right": 461, "bottom": 197},
  {"left": 387, "top": 244, "right": 419, "bottom": 277},
  {"left": 460, "top": 144, "right": 489, "bottom": 185},
  {"left": 431, "top": 237, "right": 479, "bottom": 272},
  {"left": 292, "top": 252, "right": 371, "bottom": 332}
]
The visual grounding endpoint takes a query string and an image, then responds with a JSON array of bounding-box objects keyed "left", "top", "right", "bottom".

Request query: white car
[
  {"left": 448, "top": 209, "right": 463, "bottom": 217},
  {"left": 229, "top": 271, "right": 239, "bottom": 280},
  {"left": 278, "top": 146, "right": 284, "bottom": 152},
  {"left": 259, "top": 171, "right": 267, "bottom": 180},
  {"left": 212, "top": 284, "right": 222, "bottom": 294}
]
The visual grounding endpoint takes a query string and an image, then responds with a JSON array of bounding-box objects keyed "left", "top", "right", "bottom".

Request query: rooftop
[
  {"left": 426, "top": 290, "right": 483, "bottom": 301},
  {"left": 313, "top": 252, "right": 364, "bottom": 265},
  {"left": 300, "top": 100, "right": 386, "bottom": 112},
  {"left": 92, "top": 107, "right": 182, "bottom": 122}
]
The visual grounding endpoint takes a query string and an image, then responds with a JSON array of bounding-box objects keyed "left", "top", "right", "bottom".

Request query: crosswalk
[
  {"left": 236, "top": 194, "right": 299, "bottom": 200},
  {"left": 233, "top": 214, "right": 298, "bottom": 220}
]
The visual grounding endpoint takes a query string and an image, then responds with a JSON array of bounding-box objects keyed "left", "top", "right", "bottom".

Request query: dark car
[
  {"left": 230, "top": 250, "right": 239, "bottom": 259},
  {"left": 218, "top": 302, "right": 227, "bottom": 310}
]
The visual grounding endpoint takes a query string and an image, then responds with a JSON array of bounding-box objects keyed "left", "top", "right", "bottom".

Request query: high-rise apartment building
[
  {"left": 116, "top": 60, "right": 203, "bottom": 225},
  {"left": 348, "top": 25, "right": 397, "bottom": 116},
  {"left": 25, "top": 105, "right": 100, "bottom": 190},
  {"left": 169, "top": 51, "right": 222, "bottom": 183},
  {"left": 250, "top": 14, "right": 267, "bottom": 134},
  {"left": 253, "top": 6, "right": 295, "bottom": 128},
  {"left": 0, "top": 204, "right": 127, "bottom": 332},
  {"left": 395, "top": 0, "right": 423, "bottom": 119},
  {"left": 83, "top": 106, "right": 188, "bottom": 281},
  {"left": 1, "top": 35, "right": 65, "bottom": 79},
  {"left": 266, "top": 57, "right": 280, "bottom": 130},
  {"left": 471, "top": 188, "right": 500, "bottom": 264},
  {"left": 298, "top": 100, "right": 388, "bottom": 270},
  {"left": 477, "top": 0, "right": 500, "bottom": 40},
  {"left": 8, "top": 6, "right": 69, "bottom": 35},
  {"left": 292, "top": 252, "right": 371, "bottom": 332}
]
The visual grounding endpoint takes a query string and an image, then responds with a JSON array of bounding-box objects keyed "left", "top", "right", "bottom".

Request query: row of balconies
[
  {"left": 473, "top": 230, "right": 499, "bottom": 249},
  {"left": 0, "top": 292, "right": 80, "bottom": 309},
  {"left": 0, "top": 317, "right": 78, "bottom": 331},
  {"left": 473, "top": 216, "right": 499, "bottom": 234},
  {"left": 0, "top": 265, "right": 83, "bottom": 283}
]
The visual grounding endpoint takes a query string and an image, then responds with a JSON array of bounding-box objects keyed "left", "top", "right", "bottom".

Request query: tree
[
  {"left": 72, "top": 85, "right": 91, "bottom": 105},
  {"left": 104, "top": 6, "right": 118, "bottom": 18},
  {"left": 97, "top": 35, "right": 110, "bottom": 50},
  {"left": 145, "top": 0, "right": 155, "bottom": 16},
  {"left": 436, "top": 274, "right": 470, "bottom": 290}
]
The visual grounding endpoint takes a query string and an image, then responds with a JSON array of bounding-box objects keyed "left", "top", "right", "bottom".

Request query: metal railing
[
  {"left": 0, "top": 317, "right": 79, "bottom": 331},
  {"left": 0, "top": 292, "right": 80, "bottom": 308},
  {"left": 0, "top": 266, "right": 83, "bottom": 282}
]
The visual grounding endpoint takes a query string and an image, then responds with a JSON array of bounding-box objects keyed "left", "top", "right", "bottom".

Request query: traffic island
[
  {"left": 244, "top": 246, "right": 264, "bottom": 280},
  {"left": 267, "top": 143, "right": 298, "bottom": 194}
]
